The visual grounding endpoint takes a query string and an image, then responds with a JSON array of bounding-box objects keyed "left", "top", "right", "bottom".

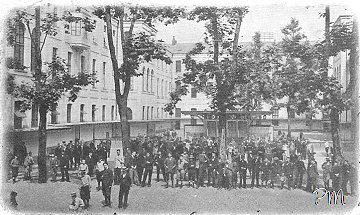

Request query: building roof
[
  {"left": 166, "top": 43, "right": 197, "bottom": 54},
  {"left": 167, "top": 41, "right": 274, "bottom": 55}
]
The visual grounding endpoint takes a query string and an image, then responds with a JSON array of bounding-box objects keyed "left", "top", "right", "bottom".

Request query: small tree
[
  {"left": 6, "top": 6, "right": 94, "bottom": 183},
  {"left": 271, "top": 18, "right": 320, "bottom": 137}
]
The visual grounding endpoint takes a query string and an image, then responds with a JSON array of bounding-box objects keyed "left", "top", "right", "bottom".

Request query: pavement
[{"left": 0, "top": 132, "right": 358, "bottom": 214}]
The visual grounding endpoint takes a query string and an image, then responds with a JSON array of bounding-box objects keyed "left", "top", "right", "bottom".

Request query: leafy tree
[
  {"left": 316, "top": 13, "right": 358, "bottom": 157},
  {"left": 6, "top": 7, "right": 94, "bottom": 183},
  {"left": 271, "top": 18, "right": 320, "bottom": 137},
  {"left": 165, "top": 6, "right": 251, "bottom": 159},
  {"left": 92, "top": 5, "right": 185, "bottom": 149},
  {"left": 234, "top": 32, "right": 276, "bottom": 111}
]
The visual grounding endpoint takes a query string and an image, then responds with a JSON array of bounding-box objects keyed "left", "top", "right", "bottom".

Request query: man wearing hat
[
  {"left": 250, "top": 154, "right": 262, "bottom": 188},
  {"left": 197, "top": 150, "right": 208, "bottom": 188},
  {"left": 164, "top": 153, "right": 176, "bottom": 188},
  {"left": 293, "top": 155, "right": 306, "bottom": 189},
  {"left": 59, "top": 151, "right": 71, "bottom": 182},
  {"left": 23, "top": 151, "right": 34, "bottom": 181},
  {"left": 101, "top": 163, "right": 113, "bottom": 207},
  {"left": 307, "top": 159, "right": 318, "bottom": 192},
  {"left": 187, "top": 153, "right": 196, "bottom": 188},
  {"left": 207, "top": 152, "right": 217, "bottom": 187},
  {"left": 322, "top": 157, "right": 332, "bottom": 190},
  {"left": 118, "top": 167, "right": 131, "bottom": 209},
  {"left": 69, "top": 192, "right": 85, "bottom": 212},
  {"left": 49, "top": 153, "right": 59, "bottom": 182},
  {"left": 142, "top": 152, "right": 154, "bottom": 187},
  {"left": 238, "top": 155, "right": 248, "bottom": 189},
  {"left": 177, "top": 154, "right": 187, "bottom": 187}
]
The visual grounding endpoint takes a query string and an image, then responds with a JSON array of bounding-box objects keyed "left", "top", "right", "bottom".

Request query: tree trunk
[
  {"left": 33, "top": 6, "right": 47, "bottom": 183},
  {"left": 232, "top": 10, "right": 243, "bottom": 62},
  {"left": 330, "top": 107, "right": 342, "bottom": 158},
  {"left": 324, "top": 6, "right": 330, "bottom": 72},
  {"left": 218, "top": 110, "right": 227, "bottom": 161},
  {"left": 286, "top": 105, "right": 292, "bottom": 138},
  {"left": 119, "top": 97, "right": 130, "bottom": 150},
  {"left": 38, "top": 105, "right": 47, "bottom": 183},
  {"left": 104, "top": 6, "right": 131, "bottom": 149}
]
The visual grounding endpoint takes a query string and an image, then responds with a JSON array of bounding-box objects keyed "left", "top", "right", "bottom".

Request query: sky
[
  {"left": 154, "top": 4, "right": 352, "bottom": 44},
  {"left": 0, "top": 1, "right": 357, "bottom": 45}
]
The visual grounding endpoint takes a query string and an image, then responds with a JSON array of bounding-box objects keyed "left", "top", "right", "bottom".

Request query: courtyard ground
[{"left": 0, "top": 132, "right": 358, "bottom": 214}]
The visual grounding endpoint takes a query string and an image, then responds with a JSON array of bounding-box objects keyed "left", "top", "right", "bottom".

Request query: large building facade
[
  {"left": 329, "top": 15, "right": 357, "bottom": 143},
  {"left": 3, "top": 5, "right": 177, "bottom": 155},
  {"left": 167, "top": 38, "right": 324, "bottom": 140}
]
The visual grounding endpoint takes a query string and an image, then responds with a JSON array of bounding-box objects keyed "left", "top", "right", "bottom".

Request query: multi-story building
[
  {"left": 3, "top": 5, "right": 176, "bottom": 155},
  {"left": 329, "top": 15, "right": 357, "bottom": 142},
  {"left": 167, "top": 36, "right": 325, "bottom": 140}
]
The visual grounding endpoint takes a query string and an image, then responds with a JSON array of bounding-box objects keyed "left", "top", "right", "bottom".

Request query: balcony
[
  {"left": 66, "top": 11, "right": 91, "bottom": 51},
  {"left": 68, "top": 34, "right": 90, "bottom": 51}
]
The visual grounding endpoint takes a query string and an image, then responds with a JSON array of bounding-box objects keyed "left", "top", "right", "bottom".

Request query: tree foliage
[
  {"left": 90, "top": 5, "right": 185, "bottom": 147},
  {"left": 270, "top": 18, "right": 321, "bottom": 117},
  {"left": 6, "top": 8, "right": 95, "bottom": 112}
]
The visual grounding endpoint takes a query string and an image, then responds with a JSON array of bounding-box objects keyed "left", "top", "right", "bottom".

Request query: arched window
[
  {"left": 157, "top": 78, "right": 159, "bottom": 97},
  {"left": 151, "top": 70, "right": 154, "bottom": 93},
  {"left": 14, "top": 23, "right": 25, "bottom": 68},
  {"left": 142, "top": 67, "right": 145, "bottom": 91},
  {"left": 165, "top": 81, "right": 168, "bottom": 98},
  {"left": 161, "top": 79, "right": 164, "bottom": 98},
  {"left": 146, "top": 68, "right": 150, "bottom": 92},
  {"left": 126, "top": 107, "right": 133, "bottom": 120}
]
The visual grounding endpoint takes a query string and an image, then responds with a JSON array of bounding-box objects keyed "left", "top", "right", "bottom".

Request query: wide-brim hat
[
  {"left": 70, "top": 192, "right": 76, "bottom": 197},
  {"left": 325, "top": 157, "right": 330, "bottom": 160}
]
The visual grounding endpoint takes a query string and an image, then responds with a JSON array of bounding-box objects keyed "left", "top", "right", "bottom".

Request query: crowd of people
[
  {"left": 120, "top": 132, "right": 357, "bottom": 196},
  {"left": 7, "top": 131, "right": 358, "bottom": 212}
]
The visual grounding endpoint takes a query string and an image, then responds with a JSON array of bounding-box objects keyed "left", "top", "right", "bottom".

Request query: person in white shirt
[
  {"left": 69, "top": 192, "right": 85, "bottom": 212},
  {"left": 324, "top": 141, "right": 331, "bottom": 157},
  {"left": 95, "top": 159, "right": 105, "bottom": 190},
  {"left": 78, "top": 159, "right": 89, "bottom": 176},
  {"left": 114, "top": 149, "right": 124, "bottom": 185}
]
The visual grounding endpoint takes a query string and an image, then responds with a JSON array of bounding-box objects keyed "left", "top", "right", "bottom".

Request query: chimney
[{"left": 172, "top": 36, "right": 177, "bottom": 45}]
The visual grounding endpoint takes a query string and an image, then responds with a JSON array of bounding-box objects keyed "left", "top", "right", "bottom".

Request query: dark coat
[
  {"left": 119, "top": 172, "right": 132, "bottom": 191},
  {"left": 238, "top": 159, "right": 248, "bottom": 173},
  {"left": 59, "top": 154, "right": 70, "bottom": 168},
  {"left": 102, "top": 168, "right": 113, "bottom": 186},
  {"left": 144, "top": 155, "right": 153, "bottom": 170}
]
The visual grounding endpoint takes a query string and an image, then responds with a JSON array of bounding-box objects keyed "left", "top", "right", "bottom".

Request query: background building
[
  {"left": 4, "top": 5, "right": 177, "bottom": 155},
  {"left": 328, "top": 15, "right": 356, "bottom": 143},
  {"left": 168, "top": 36, "right": 324, "bottom": 141}
]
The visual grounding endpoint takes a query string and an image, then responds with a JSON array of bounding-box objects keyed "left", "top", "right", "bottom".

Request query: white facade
[
  {"left": 167, "top": 40, "right": 324, "bottom": 138},
  {"left": 329, "top": 15, "right": 356, "bottom": 142},
  {"left": 3, "top": 5, "right": 177, "bottom": 155}
]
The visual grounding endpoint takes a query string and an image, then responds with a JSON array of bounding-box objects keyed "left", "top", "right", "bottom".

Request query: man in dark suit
[
  {"left": 59, "top": 151, "right": 70, "bottom": 182},
  {"left": 101, "top": 163, "right": 113, "bottom": 207},
  {"left": 238, "top": 155, "right": 248, "bottom": 188},
  {"left": 85, "top": 152, "right": 96, "bottom": 176},
  {"left": 250, "top": 154, "right": 262, "bottom": 188},
  {"left": 118, "top": 167, "right": 132, "bottom": 209},
  {"left": 142, "top": 152, "right": 153, "bottom": 187}
]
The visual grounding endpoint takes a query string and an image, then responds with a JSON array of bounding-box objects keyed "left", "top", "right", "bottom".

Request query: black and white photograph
[{"left": 0, "top": 0, "right": 359, "bottom": 214}]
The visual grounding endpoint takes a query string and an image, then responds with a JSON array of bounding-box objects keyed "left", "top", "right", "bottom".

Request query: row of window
[
  {"left": 141, "top": 106, "right": 170, "bottom": 120},
  {"left": 13, "top": 102, "right": 119, "bottom": 129},
  {"left": 142, "top": 67, "right": 171, "bottom": 98}
]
